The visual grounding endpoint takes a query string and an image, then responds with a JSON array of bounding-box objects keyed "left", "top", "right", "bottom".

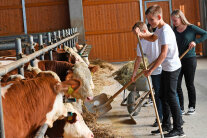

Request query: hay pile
[
  {"left": 82, "top": 105, "right": 121, "bottom": 138},
  {"left": 90, "top": 59, "right": 115, "bottom": 95},
  {"left": 112, "top": 57, "right": 149, "bottom": 91},
  {"left": 90, "top": 59, "right": 115, "bottom": 71}
]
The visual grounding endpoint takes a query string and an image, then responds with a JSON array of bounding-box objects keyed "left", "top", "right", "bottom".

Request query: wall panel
[{"left": 83, "top": 0, "right": 202, "bottom": 62}]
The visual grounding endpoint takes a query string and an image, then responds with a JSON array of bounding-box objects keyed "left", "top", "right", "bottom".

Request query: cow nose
[
  {"left": 90, "top": 133, "right": 94, "bottom": 138},
  {"left": 86, "top": 96, "right": 93, "bottom": 101}
]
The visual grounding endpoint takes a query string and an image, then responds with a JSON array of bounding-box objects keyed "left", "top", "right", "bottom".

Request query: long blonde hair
[{"left": 171, "top": 9, "right": 191, "bottom": 26}]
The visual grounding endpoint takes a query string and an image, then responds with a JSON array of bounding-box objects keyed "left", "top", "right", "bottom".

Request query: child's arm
[
  {"left": 131, "top": 56, "right": 142, "bottom": 82},
  {"left": 144, "top": 44, "right": 168, "bottom": 77},
  {"left": 134, "top": 28, "right": 158, "bottom": 42},
  {"left": 141, "top": 33, "right": 158, "bottom": 42}
]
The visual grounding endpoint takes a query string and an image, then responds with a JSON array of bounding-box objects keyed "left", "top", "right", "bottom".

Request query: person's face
[
  {"left": 171, "top": 15, "right": 182, "bottom": 27},
  {"left": 146, "top": 13, "right": 160, "bottom": 28}
]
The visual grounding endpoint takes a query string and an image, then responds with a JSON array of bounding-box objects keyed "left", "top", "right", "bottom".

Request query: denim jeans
[
  {"left": 160, "top": 68, "right": 183, "bottom": 130},
  {"left": 151, "top": 74, "right": 162, "bottom": 120},
  {"left": 177, "top": 57, "right": 197, "bottom": 110}
]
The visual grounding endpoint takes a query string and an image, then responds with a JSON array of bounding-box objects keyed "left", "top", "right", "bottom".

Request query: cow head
[{"left": 63, "top": 110, "right": 94, "bottom": 138}]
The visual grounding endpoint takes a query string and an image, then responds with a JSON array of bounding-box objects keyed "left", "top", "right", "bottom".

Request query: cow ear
[
  {"left": 54, "top": 79, "right": 81, "bottom": 97},
  {"left": 54, "top": 82, "right": 62, "bottom": 93}
]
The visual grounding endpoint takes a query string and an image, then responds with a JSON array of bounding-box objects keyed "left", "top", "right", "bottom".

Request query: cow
[
  {"left": 30, "top": 60, "right": 94, "bottom": 101},
  {"left": 44, "top": 49, "right": 76, "bottom": 64},
  {"left": 1, "top": 65, "right": 41, "bottom": 83},
  {"left": 45, "top": 103, "right": 94, "bottom": 138},
  {"left": 31, "top": 60, "right": 74, "bottom": 81},
  {"left": 1, "top": 71, "right": 81, "bottom": 138}
]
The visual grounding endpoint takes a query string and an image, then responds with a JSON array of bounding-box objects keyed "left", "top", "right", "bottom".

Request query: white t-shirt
[
  {"left": 154, "top": 24, "right": 181, "bottom": 72},
  {"left": 137, "top": 39, "right": 162, "bottom": 75}
]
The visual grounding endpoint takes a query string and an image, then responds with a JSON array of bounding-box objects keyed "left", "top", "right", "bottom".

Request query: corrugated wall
[
  {"left": 83, "top": 0, "right": 202, "bottom": 62},
  {"left": 0, "top": 0, "right": 70, "bottom": 36},
  {"left": 83, "top": 0, "right": 140, "bottom": 62},
  {"left": 0, "top": 0, "right": 23, "bottom": 36},
  {"left": 25, "top": 0, "right": 70, "bottom": 33}
]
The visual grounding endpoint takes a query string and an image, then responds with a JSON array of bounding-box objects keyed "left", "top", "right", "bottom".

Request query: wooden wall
[
  {"left": 83, "top": 0, "right": 202, "bottom": 62},
  {"left": 0, "top": 0, "right": 70, "bottom": 36}
]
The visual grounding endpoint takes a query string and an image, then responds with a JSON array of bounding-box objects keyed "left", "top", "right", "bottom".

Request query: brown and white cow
[
  {"left": 45, "top": 103, "right": 94, "bottom": 138},
  {"left": 1, "top": 71, "right": 81, "bottom": 138},
  {"left": 31, "top": 60, "right": 74, "bottom": 81}
]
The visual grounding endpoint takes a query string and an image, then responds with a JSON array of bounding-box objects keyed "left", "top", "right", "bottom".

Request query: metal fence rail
[{"left": 0, "top": 30, "right": 79, "bottom": 138}]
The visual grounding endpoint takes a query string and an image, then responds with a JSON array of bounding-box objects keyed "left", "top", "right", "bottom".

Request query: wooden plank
[
  {"left": 0, "top": 1, "right": 67, "bottom": 10},
  {"left": 0, "top": 5, "right": 22, "bottom": 10},
  {"left": 85, "top": 30, "right": 132, "bottom": 35},
  {"left": 83, "top": 0, "right": 139, "bottom": 6},
  {"left": 26, "top": 1, "right": 68, "bottom": 8},
  {"left": 26, "top": 4, "right": 70, "bottom": 34}
]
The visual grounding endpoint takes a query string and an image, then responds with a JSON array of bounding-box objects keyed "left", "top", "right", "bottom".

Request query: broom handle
[{"left": 137, "top": 34, "right": 164, "bottom": 138}]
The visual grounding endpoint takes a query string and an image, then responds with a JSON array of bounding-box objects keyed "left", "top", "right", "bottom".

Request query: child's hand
[
  {"left": 144, "top": 69, "right": 152, "bottom": 77},
  {"left": 188, "top": 41, "right": 196, "bottom": 49},
  {"left": 131, "top": 74, "right": 136, "bottom": 82},
  {"left": 134, "top": 28, "right": 144, "bottom": 38}
]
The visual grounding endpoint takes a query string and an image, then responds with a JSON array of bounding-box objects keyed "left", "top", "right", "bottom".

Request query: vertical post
[
  {"left": 62, "top": 30, "right": 66, "bottom": 49},
  {"left": 0, "top": 82, "right": 5, "bottom": 138},
  {"left": 38, "top": 34, "right": 44, "bottom": 60},
  {"left": 65, "top": 29, "right": 69, "bottom": 46},
  {"left": 75, "top": 27, "right": 78, "bottom": 45},
  {"left": 69, "top": 29, "right": 72, "bottom": 47},
  {"left": 72, "top": 28, "right": 75, "bottom": 47},
  {"left": 21, "top": 0, "right": 27, "bottom": 34},
  {"left": 47, "top": 32, "right": 53, "bottom": 60},
  {"left": 139, "top": 0, "right": 143, "bottom": 22},
  {"left": 68, "top": 0, "right": 85, "bottom": 44},
  {"left": 29, "top": 35, "right": 35, "bottom": 66},
  {"left": 57, "top": 30, "right": 61, "bottom": 49},
  {"left": 53, "top": 32, "right": 57, "bottom": 51},
  {"left": 15, "top": 38, "right": 24, "bottom": 76}
]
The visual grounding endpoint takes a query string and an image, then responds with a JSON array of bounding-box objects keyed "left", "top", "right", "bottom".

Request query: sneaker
[
  {"left": 152, "top": 120, "right": 158, "bottom": 127},
  {"left": 164, "top": 129, "right": 186, "bottom": 138},
  {"left": 181, "top": 110, "right": 185, "bottom": 115},
  {"left": 143, "top": 99, "right": 153, "bottom": 107},
  {"left": 152, "top": 119, "right": 162, "bottom": 127},
  {"left": 186, "top": 107, "right": 195, "bottom": 115},
  {"left": 151, "top": 126, "right": 172, "bottom": 135}
]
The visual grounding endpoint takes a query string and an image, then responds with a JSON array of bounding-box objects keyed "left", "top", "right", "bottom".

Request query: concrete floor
[{"left": 97, "top": 57, "right": 207, "bottom": 138}]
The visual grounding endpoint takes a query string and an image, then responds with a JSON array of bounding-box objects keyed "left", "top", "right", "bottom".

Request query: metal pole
[
  {"left": 72, "top": 28, "right": 75, "bottom": 47},
  {"left": 69, "top": 29, "right": 72, "bottom": 47},
  {"left": 75, "top": 27, "right": 78, "bottom": 45},
  {"left": 47, "top": 32, "right": 53, "bottom": 60},
  {"left": 0, "top": 80, "right": 5, "bottom": 138},
  {"left": 29, "top": 35, "right": 35, "bottom": 66},
  {"left": 38, "top": 34, "right": 44, "bottom": 60},
  {"left": 62, "top": 30, "right": 66, "bottom": 49},
  {"left": 21, "top": 0, "right": 27, "bottom": 34},
  {"left": 15, "top": 38, "right": 24, "bottom": 76},
  {"left": 34, "top": 124, "right": 48, "bottom": 138},
  {"left": 57, "top": 30, "right": 61, "bottom": 49},
  {"left": 53, "top": 32, "right": 57, "bottom": 51}
]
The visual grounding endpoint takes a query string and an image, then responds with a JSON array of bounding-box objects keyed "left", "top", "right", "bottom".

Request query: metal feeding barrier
[{"left": 0, "top": 28, "right": 79, "bottom": 138}]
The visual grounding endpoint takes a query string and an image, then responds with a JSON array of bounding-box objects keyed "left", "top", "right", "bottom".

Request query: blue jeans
[{"left": 151, "top": 74, "right": 162, "bottom": 120}]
